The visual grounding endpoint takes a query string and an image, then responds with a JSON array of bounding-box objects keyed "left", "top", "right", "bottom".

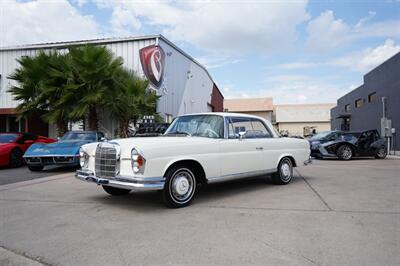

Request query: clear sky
[{"left": 1, "top": 0, "right": 399, "bottom": 104}]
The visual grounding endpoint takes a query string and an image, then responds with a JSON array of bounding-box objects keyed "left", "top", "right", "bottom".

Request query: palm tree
[
  {"left": 66, "top": 45, "right": 124, "bottom": 131},
  {"left": 8, "top": 51, "right": 70, "bottom": 136},
  {"left": 39, "top": 52, "right": 75, "bottom": 135},
  {"left": 109, "top": 69, "right": 159, "bottom": 138}
]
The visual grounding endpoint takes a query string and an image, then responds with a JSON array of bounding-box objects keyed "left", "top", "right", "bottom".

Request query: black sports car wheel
[
  {"left": 9, "top": 149, "right": 23, "bottom": 168},
  {"left": 375, "top": 147, "right": 387, "bottom": 159},
  {"left": 271, "top": 158, "right": 293, "bottom": 185},
  {"left": 337, "top": 145, "right": 353, "bottom": 160}
]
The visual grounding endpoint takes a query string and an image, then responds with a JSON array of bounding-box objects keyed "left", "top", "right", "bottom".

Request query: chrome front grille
[{"left": 95, "top": 144, "right": 118, "bottom": 179}]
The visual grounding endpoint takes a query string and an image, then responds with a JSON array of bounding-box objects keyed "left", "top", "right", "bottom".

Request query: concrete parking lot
[
  {"left": 0, "top": 158, "right": 399, "bottom": 265},
  {"left": 0, "top": 166, "right": 76, "bottom": 186}
]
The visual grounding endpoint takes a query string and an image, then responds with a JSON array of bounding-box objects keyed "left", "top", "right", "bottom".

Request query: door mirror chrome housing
[{"left": 238, "top": 131, "right": 247, "bottom": 140}]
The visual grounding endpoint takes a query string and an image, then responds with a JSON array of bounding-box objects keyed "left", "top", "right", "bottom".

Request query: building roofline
[
  {"left": 224, "top": 97, "right": 273, "bottom": 101},
  {"left": 364, "top": 51, "right": 400, "bottom": 77},
  {"left": 0, "top": 34, "right": 161, "bottom": 51},
  {"left": 274, "top": 103, "right": 335, "bottom": 107}
]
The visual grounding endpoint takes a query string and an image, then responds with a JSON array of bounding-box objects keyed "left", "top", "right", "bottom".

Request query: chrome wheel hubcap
[
  {"left": 281, "top": 162, "right": 292, "bottom": 182},
  {"left": 173, "top": 176, "right": 190, "bottom": 195},
  {"left": 170, "top": 169, "right": 195, "bottom": 203}
]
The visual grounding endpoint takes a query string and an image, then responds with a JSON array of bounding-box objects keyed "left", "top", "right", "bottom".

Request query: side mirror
[{"left": 100, "top": 137, "right": 106, "bottom": 142}]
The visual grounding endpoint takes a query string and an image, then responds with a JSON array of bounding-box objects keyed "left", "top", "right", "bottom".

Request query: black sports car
[{"left": 309, "top": 129, "right": 387, "bottom": 160}]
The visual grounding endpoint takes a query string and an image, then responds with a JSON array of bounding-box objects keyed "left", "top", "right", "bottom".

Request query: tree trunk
[
  {"left": 118, "top": 119, "right": 130, "bottom": 138},
  {"left": 88, "top": 106, "right": 98, "bottom": 131},
  {"left": 56, "top": 119, "right": 68, "bottom": 137}
]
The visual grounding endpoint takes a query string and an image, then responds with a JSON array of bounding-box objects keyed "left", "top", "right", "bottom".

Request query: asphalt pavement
[{"left": 0, "top": 158, "right": 399, "bottom": 265}]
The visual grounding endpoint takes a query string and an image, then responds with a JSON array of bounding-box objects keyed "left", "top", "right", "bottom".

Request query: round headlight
[{"left": 79, "top": 148, "right": 89, "bottom": 168}]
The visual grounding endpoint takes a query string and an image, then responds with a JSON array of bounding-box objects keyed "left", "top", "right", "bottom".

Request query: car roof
[
  {"left": 178, "top": 112, "right": 265, "bottom": 120},
  {"left": 67, "top": 130, "right": 97, "bottom": 133}
]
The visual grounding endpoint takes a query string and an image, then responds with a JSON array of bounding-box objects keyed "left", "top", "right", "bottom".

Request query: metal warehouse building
[
  {"left": 331, "top": 51, "right": 400, "bottom": 153},
  {"left": 0, "top": 35, "right": 224, "bottom": 137}
]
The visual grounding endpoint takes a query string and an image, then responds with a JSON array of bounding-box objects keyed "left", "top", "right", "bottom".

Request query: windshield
[
  {"left": 309, "top": 131, "right": 333, "bottom": 141},
  {"left": 0, "top": 134, "right": 19, "bottom": 143},
  {"left": 61, "top": 132, "right": 96, "bottom": 141},
  {"left": 164, "top": 115, "right": 224, "bottom": 138}
]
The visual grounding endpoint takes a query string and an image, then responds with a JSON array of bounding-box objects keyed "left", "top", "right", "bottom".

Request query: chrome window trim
[
  {"left": 207, "top": 168, "right": 276, "bottom": 184},
  {"left": 224, "top": 116, "right": 274, "bottom": 139}
]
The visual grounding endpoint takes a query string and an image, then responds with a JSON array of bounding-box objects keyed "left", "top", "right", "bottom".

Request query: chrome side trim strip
[{"left": 207, "top": 169, "right": 277, "bottom": 184}]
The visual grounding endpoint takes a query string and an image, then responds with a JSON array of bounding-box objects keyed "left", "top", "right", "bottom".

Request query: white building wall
[{"left": 275, "top": 104, "right": 335, "bottom": 123}]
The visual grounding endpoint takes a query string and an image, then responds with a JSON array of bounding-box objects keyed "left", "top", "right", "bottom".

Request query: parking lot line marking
[
  {"left": 295, "top": 169, "right": 333, "bottom": 211},
  {"left": 0, "top": 245, "right": 53, "bottom": 266},
  {"left": 202, "top": 205, "right": 400, "bottom": 215}
]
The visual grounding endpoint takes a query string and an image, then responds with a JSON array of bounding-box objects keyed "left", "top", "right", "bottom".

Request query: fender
[
  {"left": 277, "top": 153, "right": 297, "bottom": 167},
  {"left": 163, "top": 156, "right": 205, "bottom": 177}
]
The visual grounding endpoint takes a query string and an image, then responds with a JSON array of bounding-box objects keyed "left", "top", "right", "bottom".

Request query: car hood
[
  {"left": 24, "top": 140, "right": 92, "bottom": 157},
  {"left": 0, "top": 143, "right": 15, "bottom": 152},
  {"left": 82, "top": 136, "right": 221, "bottom": 159}
]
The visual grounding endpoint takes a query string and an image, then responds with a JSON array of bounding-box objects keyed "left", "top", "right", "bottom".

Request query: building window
[
  {"left": 368, "top": 92, "right": 377, "bottom": 102},
  {"left": 345, "top": 104, "right": 350, "bottom": 112},
  {"left": 355, "top": 98, "right": 363, "bottom": 108},
  {"left": 165, "top": 114, "right": 173, "bottom": 123},
  {"left": 224, "top": 108, "right": 229, "bottom": 112}
]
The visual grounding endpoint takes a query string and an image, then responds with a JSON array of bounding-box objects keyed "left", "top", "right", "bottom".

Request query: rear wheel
[
  {"left": 375, "top": 147, "right": 387, "bottom": 159},
  {"left": 337, "top": 144, "right": 353, "bottom": 160},
  {"left": 102, "top": 185, "right": 131, "bottom": 196},
  {"left": 162, "top": 166, "right": 196, "bottom": 208},
  {"left": 271, "top": 158, "right": 293, "bottom": 185},
  {"left": 28, "top": 165, "right": 44, "bottom": 171},
  {"left": 9, "top": 149, "right": 23, "bottom": 168}
]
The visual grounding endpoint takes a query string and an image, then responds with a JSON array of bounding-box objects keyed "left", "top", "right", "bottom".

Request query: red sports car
[{"left": 0, "top": 133, "right": 56, "bottom": 168}]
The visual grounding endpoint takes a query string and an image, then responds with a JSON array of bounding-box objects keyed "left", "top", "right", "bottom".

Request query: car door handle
[{"left": 256, "top": 147, "right": 264, "bottom": 150}]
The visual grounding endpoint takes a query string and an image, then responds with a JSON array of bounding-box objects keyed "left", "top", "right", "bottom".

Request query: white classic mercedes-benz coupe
[{"left": 76, "top": 113, "right": 311, "bottom": 208}]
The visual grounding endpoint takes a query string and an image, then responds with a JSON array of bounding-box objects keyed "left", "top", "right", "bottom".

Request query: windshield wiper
[{"left": 164, "top": 131, "right": 192, "bottom": 136}]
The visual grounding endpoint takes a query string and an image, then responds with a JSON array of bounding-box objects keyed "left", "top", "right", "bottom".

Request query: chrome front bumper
[{"left": 75, "top": 169, "right": 165, "bottom": 191}]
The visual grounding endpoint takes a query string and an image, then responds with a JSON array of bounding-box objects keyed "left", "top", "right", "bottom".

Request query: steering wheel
[{"left": 204, "top": 128, "right": 219, "bottom": 138}]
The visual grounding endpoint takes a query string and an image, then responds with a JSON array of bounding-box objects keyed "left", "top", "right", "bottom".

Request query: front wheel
[
  {"left": 337, "top": 144, "right": 353, "bottom": 160},
  {"left": 271, "top": 158, "right": 293, "bottom": 185},
  {"left": 375, "top": 147, "right": 387, "bottom": 159},
  {"left": 102, "top": 185, "right": 131, "bottom": 196},
  {"left": 28, "top": 165, "right": 44, "bottom": 171},
  {"left": 162, "top": 166, "right": 196, "bottom": 208}
]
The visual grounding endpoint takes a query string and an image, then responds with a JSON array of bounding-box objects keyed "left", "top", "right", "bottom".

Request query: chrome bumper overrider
[
  {"left": 303, "top": 157, "right": 312, "bottom": 165},
  {"left": 75, "top": 169, "right": 165, "bottom": 191}
]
